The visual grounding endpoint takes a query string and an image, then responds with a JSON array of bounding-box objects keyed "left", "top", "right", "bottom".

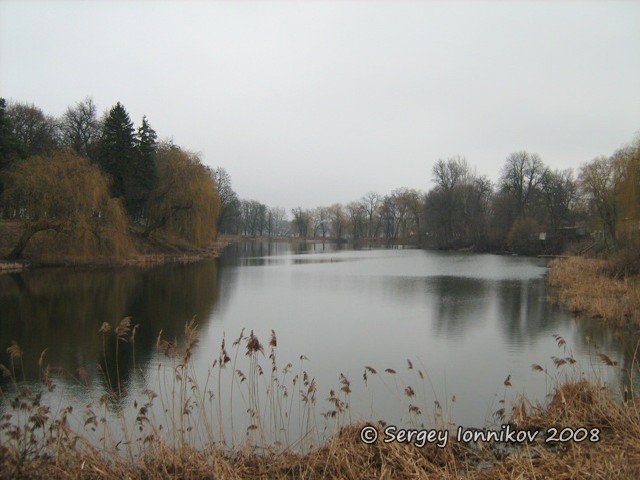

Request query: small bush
[
  {"left": 507, "top": 217, "right": 542, "bottom": 255},
  {"left": 601, "top": 247, "right": 640, "bottom": 279}
]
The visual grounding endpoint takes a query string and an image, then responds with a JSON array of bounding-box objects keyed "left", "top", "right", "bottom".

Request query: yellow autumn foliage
[
  {"left": 1, "top": 150, "right": 132, "bottom": 259},
  {"left": 145, "top": 145, "right": 221, "bottom": 248}
]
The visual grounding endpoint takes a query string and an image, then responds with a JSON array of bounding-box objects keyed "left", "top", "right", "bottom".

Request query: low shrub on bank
[{"left": 599, "top": 247, "right": 640, "bottom": 279}]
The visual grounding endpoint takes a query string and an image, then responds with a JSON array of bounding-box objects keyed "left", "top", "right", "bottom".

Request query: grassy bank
[
  {"left": 0, "top": 220, "right": 228, "bottom": 272},
  {"left": 2, "top": 323, "right": 639, "bottom": 479},
  {"left": 548, "top": 255, "right": 640, "bottom": 327}
]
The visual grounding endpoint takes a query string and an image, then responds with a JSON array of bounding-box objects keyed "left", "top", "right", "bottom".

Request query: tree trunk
[
  {"left": 142, "top": 217, "right": 164, "bottom": 237},
  {"left": 6, "top": 221, "right": 59, "bottom": 260}
]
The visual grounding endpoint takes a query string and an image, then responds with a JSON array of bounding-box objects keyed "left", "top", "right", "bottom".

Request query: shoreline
[
  {"left": 0, "top": 236, "right": 550, "bottom": 274},
  {"left": 0, "top": 240, "right": 229, "bottom": 274},
  {"left": 547, "top": 255, "right": 640, "bottom": 328}
]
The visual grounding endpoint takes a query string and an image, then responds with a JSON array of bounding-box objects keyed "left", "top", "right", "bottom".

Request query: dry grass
[
  {"left": 548, "top": 256, "right": 640, "bottom": 326},
  {"left": 3, "top": 380, "right": 639, "bottom": 479},
  {"left": 1, "top": 324, "right": 639, "bottom": 479}
]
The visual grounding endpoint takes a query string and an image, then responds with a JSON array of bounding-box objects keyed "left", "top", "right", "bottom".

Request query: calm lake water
[{"left": 0, "top": 242, "right": 636, "bottom": 445}]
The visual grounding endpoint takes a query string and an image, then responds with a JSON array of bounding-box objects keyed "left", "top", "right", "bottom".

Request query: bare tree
[
  {"left": 291, "top": 207, "right": 311, "bottom": 238},
  {"left": 60, "top": 97, "right": 100, "bottom": 158},
  {"left": 390, "top": 189, "right": 410, "bottom": 240},
  {"left": 240, "top": 200, "right": 267, "bottom": 237},
  {"left": 539, "top": 169, "right": 578, "bottom": 233},
  {"left": 346, "top": 201, "right": 367, "bottom": 242},
  {"left": 313, "top": 207, "right": 330, "bottom": 241},
  {"left": 212, "top": 167, "right": 240, "bottom": 234},
  {"left": 500, "top": 151, "right": 547, "bottom": 217},
  {"left": 361, "top": 191, "right": 381, "bottom": 240},
  {"left": 432, "top": 155, "right": 469, "bottom": 191},
  {"left": 395, "top": 188, "right": 424, "bottom": 244},
  {"left": 328, "top": 203, "right": 346, "bottom": 241},
  {"left": 267, "top": 206, "right": 288, "bottom": 237},
  {"left": 6, "top": 102, "right": 59, "bottom": 156},
  {"left": 379, "top": 195, "right": 399, "bottom": 245}
]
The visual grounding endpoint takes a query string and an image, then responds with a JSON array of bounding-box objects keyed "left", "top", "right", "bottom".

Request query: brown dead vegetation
[
  {"left": 548, "top": 255, "right": 640, "bottom": 327},
  {"left": 2, "top": 378, "right": 638, "bottom": 479},
  {"left": 1, "top": 324, "right": 639, "bottom": 479}
]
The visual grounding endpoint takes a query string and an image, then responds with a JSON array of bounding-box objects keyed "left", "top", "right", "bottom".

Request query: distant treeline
[
  {"left": 0, "top": 98, "right": 220, "bottom": 260},
  {"left": 217, "top": 144, "right": 639, "bottom": 255},
  {"left": 1, "top": 97, "right": 638, "bottom": 259}
]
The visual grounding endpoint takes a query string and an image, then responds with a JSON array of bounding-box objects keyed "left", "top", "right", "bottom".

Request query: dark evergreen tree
[
  {"left": 98, "top": 102, "right": 136, "bottom": 200},
  {"left": 130, "top": 115, "right": 158, "bottom": 220},
  {"left": 0, "top": 98, "right": 22, "bottom": 167},
  {"left": 0, "top": 98, "right": 25, "bottom": 198}
]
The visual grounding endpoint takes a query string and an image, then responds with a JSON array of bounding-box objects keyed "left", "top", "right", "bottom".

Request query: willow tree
[
  {"left": 614, "top": 142, "right": 640, "bottom": 245},
  {"left": 144, "top": 146, "right": 220, "bottom": 247},
  {"left": 1, "top": 151, "right": 131, "bottom": 260},
  {"left": 579, "top": 156, "right": 621, "bottom": 248}
]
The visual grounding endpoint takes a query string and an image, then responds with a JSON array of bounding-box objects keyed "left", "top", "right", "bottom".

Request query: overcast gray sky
[{"left": 1, "top": 1, "right": 639, "bottom": 209}]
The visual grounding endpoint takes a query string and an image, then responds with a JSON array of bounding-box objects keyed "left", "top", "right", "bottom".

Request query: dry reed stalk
[
  {"left": 2, "top": 326, "right": 640, "bottom": 479},
  {"left": 548, "top": 256, "right": 640, "bottom": 326}
]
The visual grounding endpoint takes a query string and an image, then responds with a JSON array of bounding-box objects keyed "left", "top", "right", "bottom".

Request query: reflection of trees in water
[
  {"left": 4, "top": 247, "right": 638, "bottom": 399},
  {"left": 572, "top": 319, "right": 640, "bottom": 396},
  {"left": 428, "top": 276, "right": 491, "bottom": 336},
  {"left": 219, "top": 241, "right": 278, "bottom": 266},
  {"left": 427, "top": 275, "right": 640, "bottom": 391},
  {"left": 494, "top": 279, "right": 560, "bottom": 343},
  {"left": 290, "top": 241, "right": 337, "bottom": 255},
  {"left": 0, "top": 261, "right": 221, "bottom": 384},
  {"left": 428, "top": 276, "right": 639, "bottom": 372},
  {"left": 219, "top": 241, "right": 290, "bottom": 267},
  {"left": 124, "top": 261, "right": 222, "bottom": 355},
  {"left": 494, "top": 278, "right": 638, "bottom": 373},
  {"left": 295, "top": 241, "right": 310, "bottom": 254},
  {"left": 493, "top": 279, "right": 638, "bottom": 383},
  {"left": 218, "top": 241, "right": 340, "bottom": 267}
]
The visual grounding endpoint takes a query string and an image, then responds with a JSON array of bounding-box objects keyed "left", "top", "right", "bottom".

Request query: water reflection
[
  {"left": 0, "top": 260, "right": 222, "bottom": 383},
  {"left": 0, "top": 242, "right": 638, "bottom": 429},
  {"left": 428, "top": 276, "right": 492, "bottom": 336},
  {"left": 219, "top": 240, "right": 341, "bottom": 267},
  {"left": 494, "top": 279, "right": 559, "bottom": 345}
]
